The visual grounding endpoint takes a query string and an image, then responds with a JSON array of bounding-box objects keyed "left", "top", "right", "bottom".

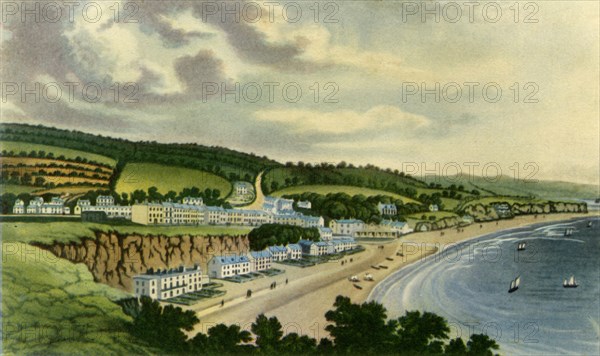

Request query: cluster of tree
[
  {"left": 0, "top": 149, "right": 113, "bottom": 169},
  {"left": 283, "top": 192, "right": 428, "bottom": 224},
  {"left": 117, "top": 295, "right": 499, "bottom": 355},
  {"left": 418, "top": 193, "right": 445, "bottom": 210},
  {"left": 262, "top": 166, "right": 426, "bottom": 197},
  {"left": 248, "top": 224, "right": 320, "bottom": 250},
  {"left": 1, "top": 124, "right": 279, "bottom": 184}
]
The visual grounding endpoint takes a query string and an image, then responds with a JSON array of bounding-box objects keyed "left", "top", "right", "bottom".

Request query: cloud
[{"left": 253, "top": 105, "right": 430, "bottom": 135}]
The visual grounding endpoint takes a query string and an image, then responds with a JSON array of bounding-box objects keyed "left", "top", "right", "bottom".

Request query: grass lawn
[
  {"left": 2, "top": 242, "right": 152, "bottom": 354},
  {"left": 0, "top": 140, "right": 116, "bottom": 166},
  {"left": 272, "top": 185, "right": 419, "bottom": 204},
  {"left": 0, "top": 221, "right": 252, "bottom": 244},
  {"left": 116, "top": 163, "right": 232, "bottom": 196}
]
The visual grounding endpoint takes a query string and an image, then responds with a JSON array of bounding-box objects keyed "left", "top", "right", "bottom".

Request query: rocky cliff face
[
  {"left": 462, "top": 201, "right": 587, "bottom": 222},
  {"left": 34, "top": 231, "right": 250, "bottom": 291}
]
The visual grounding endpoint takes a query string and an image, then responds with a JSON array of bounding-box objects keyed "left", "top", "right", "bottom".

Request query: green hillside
[
  {"left": 272, "top": 184, "right": 420, "bottom": 204},
  {"left": 1, "top": 140, "right": 116, "bottom": 166},
  {"left": 423, "top": 174, "right": 599, "bottom": 200},
  {"left": 116, "top": 163, "right": 232, "bottom": 197}
]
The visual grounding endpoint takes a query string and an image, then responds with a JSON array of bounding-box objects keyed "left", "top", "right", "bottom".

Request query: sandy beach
[{"left": 185, "top": 213, "right": 590, "bottom": 338}]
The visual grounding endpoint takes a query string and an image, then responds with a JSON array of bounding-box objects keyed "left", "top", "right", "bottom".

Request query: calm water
[{"left": 369, "top": 217, "right": 600, "bottom": 355}]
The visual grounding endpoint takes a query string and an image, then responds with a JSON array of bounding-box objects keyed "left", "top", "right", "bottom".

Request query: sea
[{"left": 368, "top": 216, "right": 600, "bottom": 355}]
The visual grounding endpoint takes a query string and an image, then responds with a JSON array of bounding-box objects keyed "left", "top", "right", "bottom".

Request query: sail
[
  {"left": 569, "top": 276, "right": 575, "bottom": 285},
  {"left": 510, "top": 281, "right": 515, "bottom": 289},
  {"left": 563, "top": 279, "right": 567, "bottom": 286},
  {"left": 515, "top": 277, "right": 521, "bottom": 287}
]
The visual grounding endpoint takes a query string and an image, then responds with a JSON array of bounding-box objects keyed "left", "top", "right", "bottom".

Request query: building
[
  {"left": 380, "top": 220, "right": 413, "bottom": 235},
  {"left": 234, "top": 182, "right": 249, "bottom": 196},
  {"left": 75, "top": 198, "right": 131, "bottom": 220},
  {"left": 330, "top": 219, "right": 365, "bottom": 236},
  {"left": 81, "top": 211, "right": 107, "bottom": 222},
  {"left": 298, "top": 240, "right": 329, "bottom": 256},
  {"left": 133, "top": 265, "right": 205, "bottom": 300},
  {"left": 182, "top": 196, "right": 203, "bottom": 206},
  {"left": 286, "top": 244, "right": 302, "bottom": 260},
  {"left": 25, "top": 197, "right": 44, "bottom": 214},
  {"left": 318, "top": 227, "right": 333, "bottom": 241},
  {"left": 12, "top": 199, "right": 25, "bottom": 214},
  {"left": 132, "top": 202, "right": 204, "bottom": 225},
  {"left": 377, "top": 202, "right": 397, "bottom": 216},
  {"left": 263, "top": 196, "right": 294, "bottom": 214},
  {"left": 353, "top": 224, "right": 398, "bottom": 239},
  {"left": 268, "top": 245, "right": 288, "bottom": 262},
  {"left": 272, "top": 213, "right": 324, "bottom": 228},
  {"left": 22, "top": 197, "right": 69, "bottom": 215},
  {"left": 331, "top": 237, "right": 357, "bottom": 253},
  {"left": 208, "top": 255, "right": 251, "bottom": 279},
  {"left": 429, "top": 204, "right": 439, "bottom": 212},
  {"left": 297, "top": 200, "right": 312, "bottom": 209},
  {"left": 249, "top": 250, "right": 273, "bottom": 271},
  {"left": 97, "top": 195, "right": 115, "bottom": 206},
  {"left": 224, "top": 209, "right": 271, "bottom": 226}
]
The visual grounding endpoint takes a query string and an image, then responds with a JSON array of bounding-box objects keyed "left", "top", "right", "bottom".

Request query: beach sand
[{"left": 184, "top": 213, "right": 589, "bottom": 338}]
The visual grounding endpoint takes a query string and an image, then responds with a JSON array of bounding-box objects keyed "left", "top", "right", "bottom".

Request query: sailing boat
[
  {"left": 588, "top": 221, "right": 593, "bottom": 228},
  {"left": 563, "top": 275, "right": 578, "bottom": 288},
  {"left": 508, "top": 276, "right": 520, "bottom": 293},
  {"left": 517, "top": 242, "right": 526, "bottom": 251},
  {"left": 564, "top": 228, "right": 573, "bottom": 236}
]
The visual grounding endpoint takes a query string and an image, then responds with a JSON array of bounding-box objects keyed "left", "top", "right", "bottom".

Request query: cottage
[
  {"left": 12, "top": 199, "right": 25, "bottom": 214},
  {"left": 286, "top": 244, "right": 302, "bottom": 260},
  {"left": 428, "top": 204, "right": 439, "bottom": 212},
  {"left": 268, "top": 245, "right": 288, "bottom": 261},
  {"left": 97, "top": 195, "right": 115, "bottom": 206},
  {"left": 380, "top": 220, "right": 413, "bottom": 235},
  {"left": 331, "top": 237, "right": 357, "bottom": 253},
  {"left": 377, "top": 202, "right": 397, "bottom": 216},
  {"left": 330, "top": 219, "right": 365, "bottom": 236},
  {"left": 297, "top": 200, "right": 312, "bottom": 209},
  {"left": 298, "top": 240, "right": 329, "bottom": 256},
  {"left": 182, "top": 196, "right": 203, "bottom": 206},
  {"left": 354, "top": 224, "right": 398, "bottom": 239},
  {"left": 248, "top": 250, "right": 273, "bottom": 271},
  {"left": 318, "top": 227, "right": 333, "bottom": 241},
  {"left": 133, "top": 265, "right": 205, "bottom": 300},
  {"left": 208, "top": 255, "right": 251, "bottom": 279}
]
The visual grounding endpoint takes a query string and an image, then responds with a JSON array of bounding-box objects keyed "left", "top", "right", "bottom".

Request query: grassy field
[
  {"left": 2, "top": 242, "right": 152, "bottom": 354},
  {"left": 0, "top": 141, "right": 116, "bottom": 166},
  {"left": 272, "top": 185, "right": 420, "bottom": 204},
  {"left": 0, "top": 184, "right": 39, "bottom": 195},
  {"left": 1, "top": 221, "right": 252, "bottom": 244},
  {"left": 115, "top": 163, "right": 232, "bottom": 196}
]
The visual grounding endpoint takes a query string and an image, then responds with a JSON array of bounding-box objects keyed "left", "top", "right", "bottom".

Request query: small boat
[
  {"left": 564, "top": 228, "right": 574, "bottom": 236},
  {"left": 353, "top": 284, "right": 363, "bottom": 290},
  {"left": 379, "top": 265, "right": 389, "bottom": 269},
  {"left": 508, "top": 276, "right": 520, "bottom": 293},
  {"left": 371, "top": 265, "right": 380, "bottom": 270},
  {"left": 588, "top": 221, "right": 593, "bottom": 228},
  {"left": 517, "top": 243, "right": 526, "bottom": 251},
  {"left": 348, "top": 275, "right": 359, "bottom": 282},
  {"left": 563, "top": 275, "right": 578, "bottom": 288},
  {"left": 386, "top": 257, "right": 394, "bottom": 261}
]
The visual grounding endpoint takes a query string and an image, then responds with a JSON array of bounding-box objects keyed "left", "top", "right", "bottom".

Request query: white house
[
  {"left": 429, "top": 204, "right": 439, "bottom": 212},
  {"left": 24, "top": 197, "right": 69, "bottom": 215},
  {"left": 377, "top": 202, "right": 397, "bottom": 216},
  {"left": 76, "top": 198, "right": 132, "bottom": 220},
  {"left": 97, "top": 195, "right": 115, "bottom": 206},
  {"left": 182, "top": 196, "right": 204, "bottom": 206},
  {"left": 26, "top": 197, "right": 44, "bottom": 214},
  {"left": 297, "top": 200, "right": 312, "bottom": 209},
  {"left": 318, "top": 227, "right": 333, "bottom": 241},
  {"left": 248, "top": 250, "right": 273, "bottom": 271},
  {"left": 133, "top": 265, "right": 205, "bottom": 300},
  {"left": 286, "top": 244, "right": 302, "bottom": 260},
  {"left": 298, "top": 240, "right": 329, "bottom": 256},
  {"left": 263, "top": 196, "right": 294, "bottom": 214},
  {"left": 268, "top": 245, "right": 288, "bottom": 262},
  {"left": 330, "top": 219, "right": 365, "bottom": 236},
  {"left": 234, "top": 182, "right": 249, "bottom": 196},
  {"left": 331, "top": 237, "right": 357, "bottom": 253},
  {"left": 380, "top": 220, "right": 413, "bottom": 235},
  {"left": 12, "top": 199, "right": 25, "bottom": 214},
  {"left": 208, "top": 255, "right": 251, "bottom": 279}
]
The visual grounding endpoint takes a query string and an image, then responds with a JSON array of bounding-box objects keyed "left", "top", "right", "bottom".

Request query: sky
[{"left": 1, "top": 0, "right": 599, "bottom": 185}]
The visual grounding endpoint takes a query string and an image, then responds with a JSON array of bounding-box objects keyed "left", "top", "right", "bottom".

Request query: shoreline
[{"left": 187, "top": 213, "right": 592, "bottom": 337}]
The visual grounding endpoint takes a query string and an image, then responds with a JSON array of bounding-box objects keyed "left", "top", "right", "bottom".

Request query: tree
[
  {"left": 325, "top": 296, "right": 396, "bottom": 354},
  {"left": 280, "top": 332, "right": 317, "bottom": 354},
  {"left": 445, "top": 337, "right": 468, "bottom": 355},
  {"left": 466, "top": 334, "right": 499, "bottom": 356},
  {"left": 251, "top": 314, "right": 283, "bottom": 352},
  {"left": 395, "top": 310, "right": 450, "bottom": 353},
  {"left": 190, "top": 323, "right": 252, "bottom": 354}
]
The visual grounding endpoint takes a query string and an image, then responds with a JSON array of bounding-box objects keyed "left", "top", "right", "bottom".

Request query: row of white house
[
  {"left": 208, "top": 238, "right": 358, "bottom": 279},
  {"left": 12, "top": 197, "right": 70, "bottom": 215},
  {"left": 329, "top": 219, "right": 413, "bottom": 238},
  {"left": 133, "top": 265, "right": 206, "bottom": 300}
]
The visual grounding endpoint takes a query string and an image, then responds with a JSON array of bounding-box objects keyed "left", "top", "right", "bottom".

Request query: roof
[
  {"left": 381, "top": 220, "right": 407, "bottom": 228},
  {"left": 315, "top": 242, "right": 330, "bottom": 247},
  {"left": 319, "top": 227, "right": 332, "bottom": 232},
  {"left": 250, "top": 250, "right": 272, "bottom": 259},
  {"left": 268, "top": 245, "right": 287, "bottom": 253},
  {"left": 298, "top": 239, "right": 315, "bottom": 246},
  {"left": 287, "top": 244, "right": 301, "bottom": 250},
  {"left": 212, "top": 255, "right": 250, "bottom": 264},
  {"left": 333, "top": 219, "right": 364, "bottom": 224}
]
